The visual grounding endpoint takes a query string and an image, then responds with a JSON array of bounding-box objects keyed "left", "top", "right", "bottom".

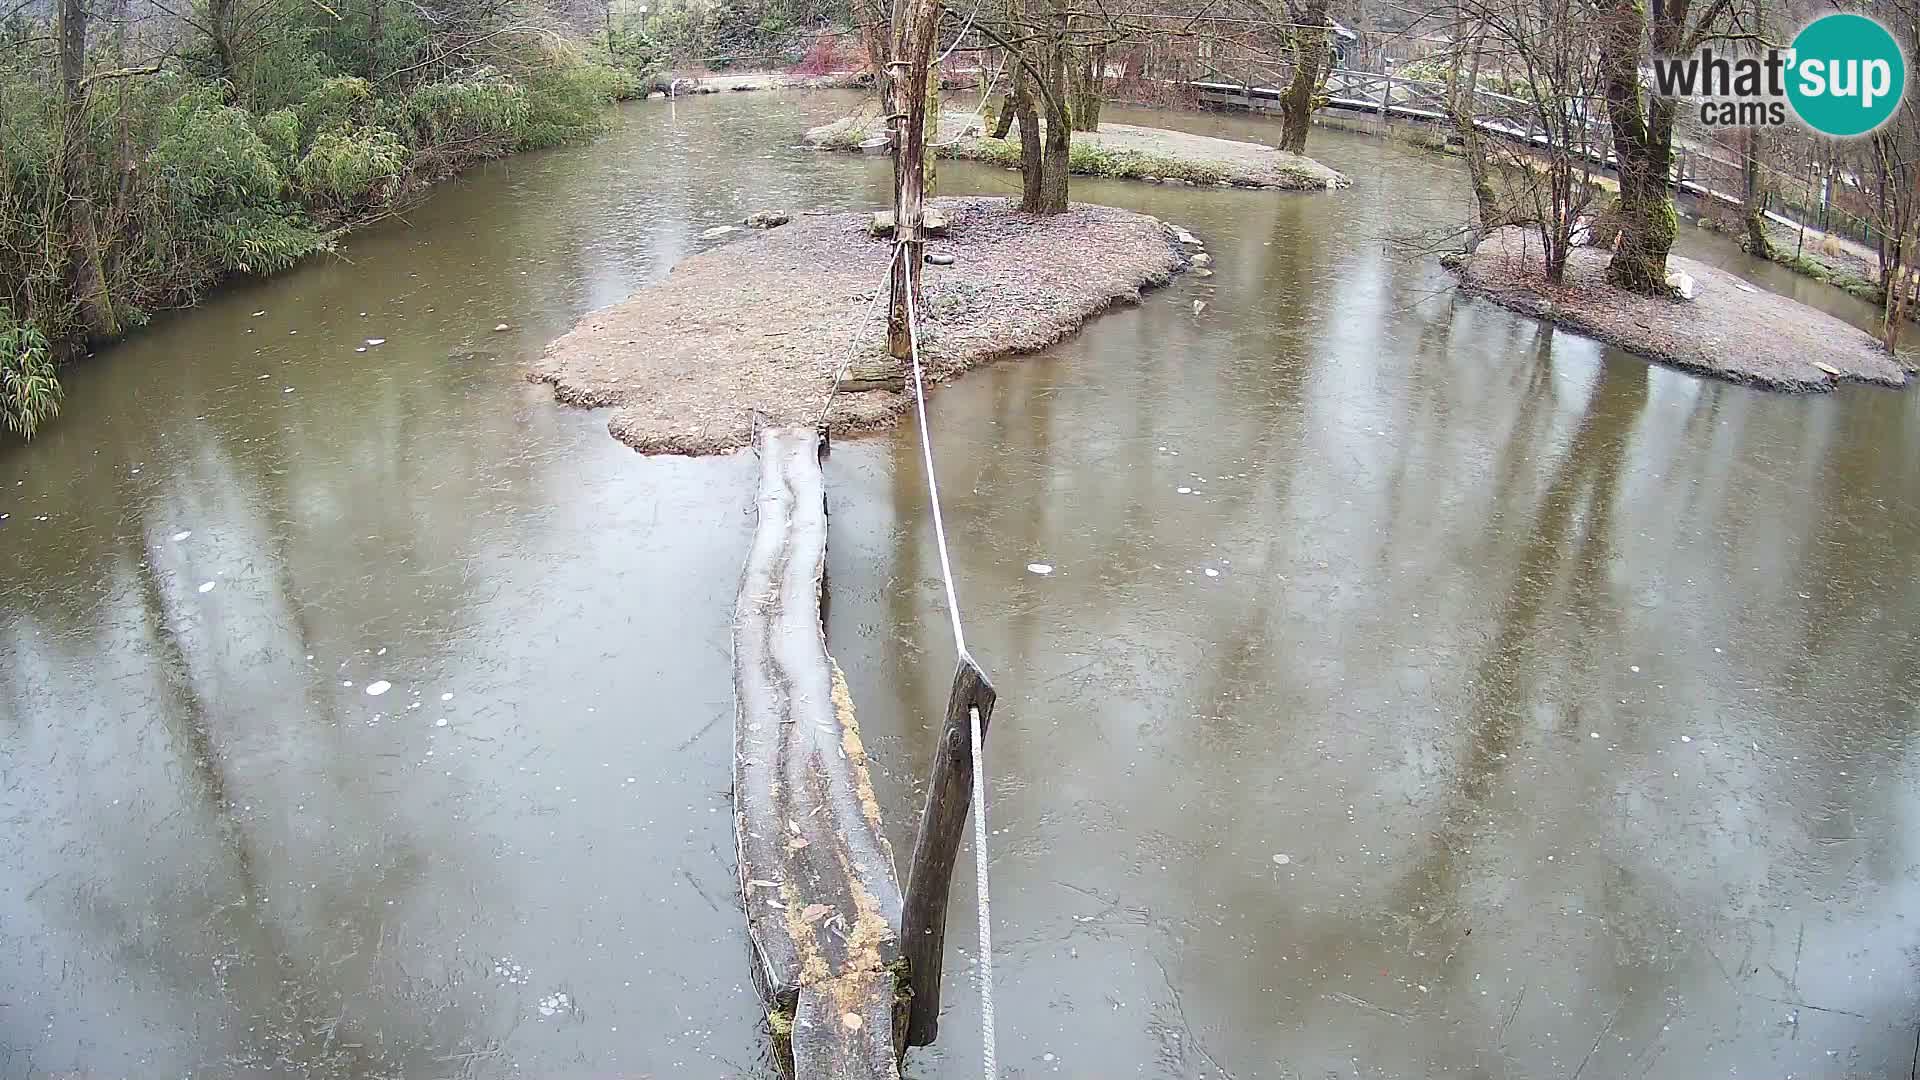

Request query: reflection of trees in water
[
  {"left": 119, "top": 513, "right": 489, "bottom": 1078},
  {"left": 1142, "top": 349, "right": 1655, "bottom": 1075},
  {"left": 3, "top": 419, "right": 495, "bottom": 1077}
]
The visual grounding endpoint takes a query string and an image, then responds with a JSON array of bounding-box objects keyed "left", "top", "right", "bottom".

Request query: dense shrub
[
  {"left": 518, "top": 58, "right": 626, "bottom": 149},
  {"left": 389, "top": 78, "right": 531, "bottom": 164},
  {"left": 0, "top": 313, "right": 58, "bottom": 439},
  {"left": 298, "top": 76, "right": 378, "bottom": 140},
  {"left": 0, "top": 0, "right": 662, "bottom": 438},
  {"left": 295, "top": 125, "right": 411, "bottom": 212}
]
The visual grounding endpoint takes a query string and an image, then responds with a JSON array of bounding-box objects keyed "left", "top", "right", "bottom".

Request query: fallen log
[{"left": 733, "top": 426, "right": 907, "bottom": 1078}]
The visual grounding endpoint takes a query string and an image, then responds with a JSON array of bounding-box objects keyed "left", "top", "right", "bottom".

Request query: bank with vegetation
[{"left": 0, "top": 0, "right": 873, "bottom": 440}]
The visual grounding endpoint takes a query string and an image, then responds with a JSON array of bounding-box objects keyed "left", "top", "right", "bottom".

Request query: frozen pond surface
[{"left": 2, "top": 91, "right": 1917, "bottom": 1078}]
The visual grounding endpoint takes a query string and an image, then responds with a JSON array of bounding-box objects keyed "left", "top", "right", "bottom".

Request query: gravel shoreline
[
  {"left": 1452, "top": 227, "right": 1909, "bottom": 392},
  {"left": 803, "top": 112, "right": 1349, "bottom": 190},
  {"left": 532, "top": 197, "right": 1188, "bottom": 455}
]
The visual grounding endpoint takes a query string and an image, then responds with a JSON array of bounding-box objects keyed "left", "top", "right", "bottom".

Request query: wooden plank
[
  {"left": 900, "top": 653, "right": 997, "bottom": 1046},
  {"left": 794, "top": 970, "right": 905, "bottom": 1077},
  {"left": 734, "top": 426, "right": 905, "bottom": 1079}
]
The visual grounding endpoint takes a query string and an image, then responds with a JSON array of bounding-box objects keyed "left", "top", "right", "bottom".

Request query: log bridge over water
[{"left": 732, "top": 427, "right": 995, "bottom": 1078}]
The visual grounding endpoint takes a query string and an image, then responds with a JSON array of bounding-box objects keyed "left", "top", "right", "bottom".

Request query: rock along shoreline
[{"left": 532, "top": 197, "right": 1190, "bottom": 455}]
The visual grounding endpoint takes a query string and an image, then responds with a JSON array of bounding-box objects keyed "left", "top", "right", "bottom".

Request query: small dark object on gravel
[
  {"left": 1452, "top": 227, "right": 1909, "bottom": 392},
  {"left": 926, "top": 251, "right": 955, "bottom": 266}
]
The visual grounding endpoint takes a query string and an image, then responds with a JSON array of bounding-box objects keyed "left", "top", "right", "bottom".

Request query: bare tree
[
  {"left": 1864, "top": 0, "right": 1917, "bottom": 348},
  {"left": 1457, "top": 0, "right": 1606, "bottom": 281}
]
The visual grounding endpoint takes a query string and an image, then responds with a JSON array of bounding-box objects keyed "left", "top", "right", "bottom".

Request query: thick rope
[{"left": 902, "top": 250, "right": 996, "bottom": 1078}]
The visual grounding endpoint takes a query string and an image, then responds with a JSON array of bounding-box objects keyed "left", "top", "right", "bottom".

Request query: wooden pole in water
[
  {"left": 901, "top": 653, "right": 996, "bottom": 1046},
  {"left": 887, "top": 0, "right": 941, "bottom": 360}
]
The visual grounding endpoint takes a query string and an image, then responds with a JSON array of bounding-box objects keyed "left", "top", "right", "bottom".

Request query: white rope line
[
  {"left": 901, "top": 250, "right": 967, "bottom": 658},
  {"left": 967, "top": 701, "right": 996, "bottom": 1079},
  {"left": 902, "top": 249, "right": 996, "bottom": 1079},
  {"left": 936, "top": 0, "right": 985, "bottom": 66}
]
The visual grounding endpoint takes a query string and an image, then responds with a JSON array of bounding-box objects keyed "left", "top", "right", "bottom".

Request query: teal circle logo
[{"left": 1787, "top": 13, "right": 1906, "bottom": 137}]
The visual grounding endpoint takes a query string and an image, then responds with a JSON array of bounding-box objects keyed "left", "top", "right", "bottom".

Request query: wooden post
[
  {"left": 886, "top": 0, "right": 941, "bottom": 361},
  {"left": 1380, "top": 72, "right": 1392, "bottom": 116},
  {"left": 900, "top": 653, "right": 997, "bottom": 1047}
]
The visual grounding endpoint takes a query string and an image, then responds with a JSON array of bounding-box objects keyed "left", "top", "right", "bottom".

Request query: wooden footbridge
[{"left": 729, "top": 3, "right": 1008, "bottom": 1074}]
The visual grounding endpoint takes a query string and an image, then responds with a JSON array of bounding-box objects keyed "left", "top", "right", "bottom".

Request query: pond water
[{"left": 2, "top": 91, "right": 1916, "bottom": 1079}]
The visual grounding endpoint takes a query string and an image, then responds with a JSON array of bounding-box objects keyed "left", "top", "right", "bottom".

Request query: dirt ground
[
  {"left": 1453, "top": 226, "right": 1910, "bottom": 392},
  {"left": 804, "top": 111, "right": 1349, "bottom": 190},
  {"left": 531, "top": 197, "right": 1188, "bottom": 455}
]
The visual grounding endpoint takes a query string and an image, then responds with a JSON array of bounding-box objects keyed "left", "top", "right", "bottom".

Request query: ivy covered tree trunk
[
  {"left": 1598, "top": 0, "right": 1679, "bottom": 294},
  {"left": 1278, "top": 0, "right": 1330, "bottom": 154},
  {"left": 1033, "top": 11, "right": 1071, "bottom": 213},
  {"left": 1011, "top": 47, "right": 1044, "bottom": 209}
]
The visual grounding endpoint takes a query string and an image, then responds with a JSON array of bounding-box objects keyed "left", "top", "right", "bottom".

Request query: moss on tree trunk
[
  {"left": 1598, "top": 0, "right": 1680, "bottom": 295},
  {"left": 1068, "top": 44, "right": 1103, "bottom": 132},
  {"left": 1279, "top": 0, "right": 1330, "bottom": 155}
]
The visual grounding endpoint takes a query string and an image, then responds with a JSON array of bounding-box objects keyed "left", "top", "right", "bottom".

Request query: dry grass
[{"left": 532, "top": 197, "right": 1188, "bottom": 454}]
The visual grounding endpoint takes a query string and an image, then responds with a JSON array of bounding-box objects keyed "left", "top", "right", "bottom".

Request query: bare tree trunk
[
  {"left": 989, "top": 66, "right": 1018, "bottom": 138},
  {"left": 55, "top": 0, "right": 114, "bottom": 338},
  {"left": 885, "top": 0, "right": 940, "bottom": 360},
  {"left": 923, "top": 49, "right": 939, "bottom": 197},
  {"left": 1598, "top": 0, "right": 1678, "bottom": 294},
  {"left": 1449, "top": 24, "right": 1500, "bottom": 242},
  {"left": 1278, "top": 0, "right": 1330, "bottom": 154},
  {"left": 1013, "top": 57, "right": 1043, "bottom": 209},
  {"left": 1887, "top": 259, "right": 1910, "bottom": 351},
  {"left": 1742, "top": 128, "right": 1773, "bottom": 259},
  {"left": 368, "top": 0, "right": 386, "bottom": 79},
  {"left": 107, "top": 0, "right": 127, "bottom": 63},
  {"left": 209, "top": 0, "right": 237, "bottom": 87},
  {"left": 860, "top": 1, "right": 890, "bottom": 106},
  {"left": 1068, "top": 43, "right": 1103, "bottom": 131}
]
